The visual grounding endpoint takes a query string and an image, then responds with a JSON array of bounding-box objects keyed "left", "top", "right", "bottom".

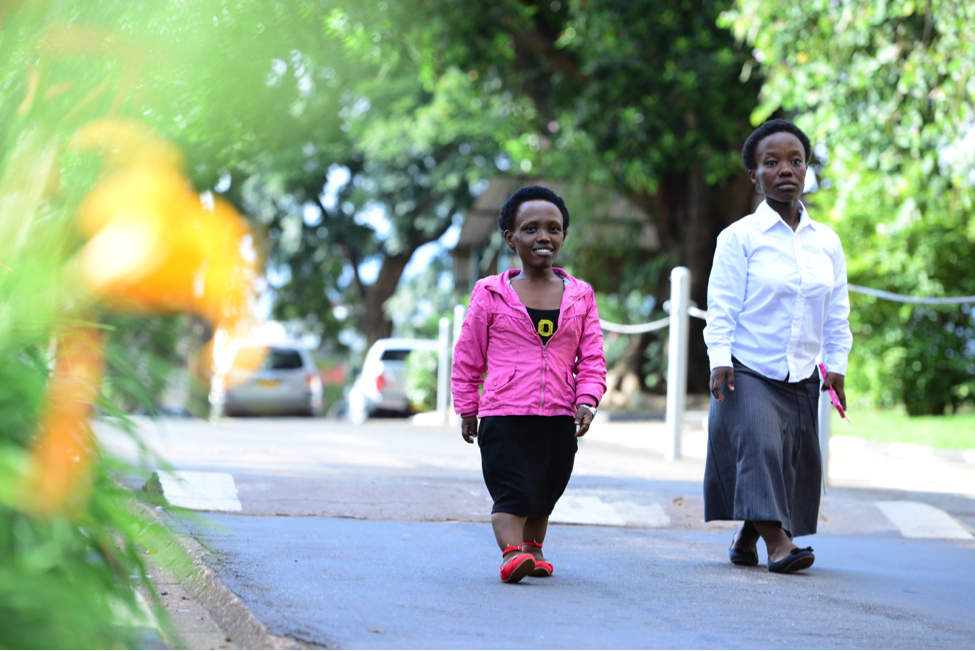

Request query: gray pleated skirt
[{"left": 704, "top": 358, "right": 823, "bottom": 538}]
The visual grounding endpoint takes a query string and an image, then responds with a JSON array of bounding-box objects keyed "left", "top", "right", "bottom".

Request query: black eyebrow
[
  {"left": 763, "top": 149, "right": 804, "bottom": 159},
  {"left": 519, "top": 218, "right": 563, "bottom": 228}
]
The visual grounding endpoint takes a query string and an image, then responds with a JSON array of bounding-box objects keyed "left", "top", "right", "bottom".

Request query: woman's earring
[{"left": 754, "top": 183, "right": 764, "bottom": 195}]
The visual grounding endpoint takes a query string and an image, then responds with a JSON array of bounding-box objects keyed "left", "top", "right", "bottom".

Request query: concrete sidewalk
[
  {"left": 102, "top": 415, "right": 975, "bottom": 501},
  {"left": 577, "top": 418, "right": 975, "bottom": 536},
  {"left": 583, "top": 417, "right": 975, "bottom": 495},
  {"left": 101, "top": 415, "right": 975, "bottom": 536}
]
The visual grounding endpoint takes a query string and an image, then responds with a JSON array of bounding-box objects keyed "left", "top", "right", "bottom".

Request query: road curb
[{"left": 142, "top": 504, "right": 316, "bottom": 650}]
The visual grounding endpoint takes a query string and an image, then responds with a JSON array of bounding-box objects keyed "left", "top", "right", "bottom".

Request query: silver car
[
  {"left": 347, "top": 338, "right": 438, "bottom": 424},
  {"left": 211, "top": 344, "right": 323, "bottom": 417}
]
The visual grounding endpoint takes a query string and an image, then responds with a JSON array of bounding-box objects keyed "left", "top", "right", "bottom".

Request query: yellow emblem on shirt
[{"left": 537, "top": 319, "right": 554, "bottom": 337}]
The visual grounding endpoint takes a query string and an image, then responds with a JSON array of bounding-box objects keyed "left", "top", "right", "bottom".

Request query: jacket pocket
[{"left": 484, "top": 365, "right": 516, "bottom": 395}]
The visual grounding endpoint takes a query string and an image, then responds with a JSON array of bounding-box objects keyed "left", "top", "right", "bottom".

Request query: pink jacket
[{"left": 451, "top": 268, "right": 607, "bottom": 418}]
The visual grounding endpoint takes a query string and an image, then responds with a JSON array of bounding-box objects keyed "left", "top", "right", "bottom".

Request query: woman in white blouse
[{"left": 703, "top": 119, "right": 852, "bottom": 574}]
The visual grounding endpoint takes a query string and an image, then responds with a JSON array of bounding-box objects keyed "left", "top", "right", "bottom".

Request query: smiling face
[
  {"left": 503, "top": 199, "right": 565, "bottom": 270},
  {"left": 748, "top": 131, "right": 807, "bottom": 203}
]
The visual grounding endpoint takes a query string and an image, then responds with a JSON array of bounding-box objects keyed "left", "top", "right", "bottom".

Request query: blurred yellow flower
[
  {"left": 18, "top": 327, "right": 103, "bottom": 516},
  {"left": 18, "top": 117, "right": 262, "bottom": 517},
  {"left": 71, "top": 117, "right": 257, "bottom": 332}
]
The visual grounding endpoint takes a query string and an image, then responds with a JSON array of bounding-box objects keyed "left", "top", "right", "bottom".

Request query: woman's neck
[
  {"left": 766, "top": 196, "right": 802, "bottom": 231},
  {"left": 513, "top": 265, "right": 559, "bottom": 281}
]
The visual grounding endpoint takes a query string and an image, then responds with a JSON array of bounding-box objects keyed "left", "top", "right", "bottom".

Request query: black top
[{"left": 526, "top": 307, "right": 560, "bottom": 345}]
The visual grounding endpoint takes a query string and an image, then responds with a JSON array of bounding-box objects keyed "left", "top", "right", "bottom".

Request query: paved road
[
  {"left": 99, "top": 416, "right": 975, "bottom": 649},
  {"left": 197, "top": 517, "right": 975, "bottom": 649}
]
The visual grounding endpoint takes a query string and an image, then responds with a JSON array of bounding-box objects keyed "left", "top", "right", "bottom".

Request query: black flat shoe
[
  {"left": 767, "top": 547, "right": 815, "bottom": 574},
  {"left": 729, "top": 546, "right": 759, "bottom": 566},
  {"left": 729, "top": 528, "right": 759, "bottom": 566}
]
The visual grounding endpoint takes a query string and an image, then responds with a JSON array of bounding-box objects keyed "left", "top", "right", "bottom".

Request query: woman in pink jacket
[{"left": 451, "top": 185, "right": 607, "bottom": 584}]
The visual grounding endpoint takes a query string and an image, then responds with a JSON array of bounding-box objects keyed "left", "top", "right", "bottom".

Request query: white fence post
[
  {"left": 665, "top": 267, "right": 692, "bottom": 461},
  {"left": 437, "top": 317, "right": 451, "bottom": 423},
  {"left": 449, "top": 305, "right": 466, "bottom": 427},
  {"left": 819, "top": 379, "right": 832, "bottom": 488}
]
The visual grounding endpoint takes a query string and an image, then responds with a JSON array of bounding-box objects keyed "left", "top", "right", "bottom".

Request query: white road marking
[
  {"left": 551, "top": 492, "right": 670, "bottom": 527},
  {"left": 875, "top": 501, "right": 972, "bottom": 540},
  {"left": 154, "top": 470, "right": 242, "bottom": 512}
]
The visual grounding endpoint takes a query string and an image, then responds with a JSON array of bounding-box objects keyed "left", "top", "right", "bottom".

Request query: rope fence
[
  {"left": 438, "top": 274, "right": 973, "bottom": 455},
  {"left": 590, "top": 271, "right": 975, "bottom": 467},
  {"left": 599, "top": 316, "right": 670, "bottom": 334},
  {"left": 430, "top": 270, "right": 975, "bottom": 471},
  {"left": 598, "top": 285, "right": 974, "bottom": 333},
  {"left": 848, "top": 284, "right": 975, "bottom": 305}
]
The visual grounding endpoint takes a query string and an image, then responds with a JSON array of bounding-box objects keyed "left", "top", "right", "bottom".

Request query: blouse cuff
[
  {"left": 824, "top": 354, "right": 848, "bottom": 376},
  {"left": 708, "top": 346, "right": 733, "bottom": 371}
]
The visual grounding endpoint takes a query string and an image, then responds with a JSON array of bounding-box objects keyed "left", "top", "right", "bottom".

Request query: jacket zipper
[
  {"left": 539, "top": 344, "right": 547, "bottom": 415},
  {"left": 538, "top": 293, "right": 583, "bottom": 414},
  {"left": 504, "top": 276, "right": 585, "bottom": 415}
]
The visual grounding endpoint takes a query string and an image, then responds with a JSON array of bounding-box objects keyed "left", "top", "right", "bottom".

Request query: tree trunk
[
  {"left": 359, "top": 209, "right": 455, "bottom": 349},
  {"left": 362, "top": 251, "right": 413, "bottom": 347},
  {"left": 631, "top": 167, "right": 757, "bottom": 394}
]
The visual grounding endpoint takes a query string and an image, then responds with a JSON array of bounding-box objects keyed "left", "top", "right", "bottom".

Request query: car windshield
[
  {"left": 380, "top": 349, "right": 412, "bottom": 361},
  {"left": 231, "top": 347, "right": 304, "bottom": 371}
]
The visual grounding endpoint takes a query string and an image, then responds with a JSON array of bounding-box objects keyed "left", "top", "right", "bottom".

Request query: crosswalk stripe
[
  {"left": 152, "top": 470, "right": 242, "bottom": 512},
  {"left": 875, "top": 501, "right": 973, "bottom": 540},
  {"left": 551, "top": 491, "right": 671, "bottom": 527}
]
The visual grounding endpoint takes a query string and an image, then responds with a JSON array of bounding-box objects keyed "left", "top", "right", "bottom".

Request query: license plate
[{"left": 257, "top": 379, "right": 281, "bottom": 389}]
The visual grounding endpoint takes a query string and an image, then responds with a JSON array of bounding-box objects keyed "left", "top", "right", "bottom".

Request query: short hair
[
  {"left": 741, "top": 119, "right": 812, "bottom": 171},
  {"left": 498, "top": 185, "right": 570, "bottom": 233}
]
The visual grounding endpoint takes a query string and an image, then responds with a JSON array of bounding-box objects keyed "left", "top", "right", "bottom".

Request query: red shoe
[
  {"left": 499, "top": 545, "right": 535, "bottom": 583},
  {"left": 523, "top": 541, "right": 553, "bottom": 577}
]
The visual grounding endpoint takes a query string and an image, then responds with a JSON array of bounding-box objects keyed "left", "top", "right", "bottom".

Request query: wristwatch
[{"left": 577, "top": 404, "right": 597, "bottom": 418}]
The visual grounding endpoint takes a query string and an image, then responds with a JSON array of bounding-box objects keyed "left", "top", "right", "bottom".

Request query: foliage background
[
  {"left": 724, "top": 0, "right": 975, "bottom": 414},
  {"left": 126, "top": 0, "right": 975, "bottom": 414},
  {"left": 404, "top": 350, "right": 440, "bottom": 413}
]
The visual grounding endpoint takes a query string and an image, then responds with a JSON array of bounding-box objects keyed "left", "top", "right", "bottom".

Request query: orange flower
[
  {"left": 18, "top": 326, "right": 103, "bottom": 516},
  {"left": 18, "top": 118, "right": 261, "bottom": 517},
  {"left": 71, "top": 118, "right": 258, "bottom": 332}
]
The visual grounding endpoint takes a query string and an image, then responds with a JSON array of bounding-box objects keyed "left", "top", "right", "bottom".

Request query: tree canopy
[
  {"left": 135, "top": 1, "right": 522, "bottom": 350},
  {"left": 344, "top": 0, "right": 765, "bottom": 393},
  {"left": 6, "top": 0, "right": 971, "bottom": 413},
  {"left": 725, "top": 0, "right": 975, "bottom": 413}
]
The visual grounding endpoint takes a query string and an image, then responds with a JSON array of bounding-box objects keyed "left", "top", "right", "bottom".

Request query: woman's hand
[
  {"left": 822, "top": 372, "right": 847, "bottom": 411},
  {"left": 710, "top": 366, "right": 735, "bottom": 403},
  {"left": 574, "top": 405, "right": 594, "bottom": 437},
  {"left": 461, "top": 415, "right": 478, "bottom": 443}
]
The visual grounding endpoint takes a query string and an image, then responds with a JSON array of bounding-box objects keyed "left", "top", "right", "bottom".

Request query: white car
[
  {"left": 211, "top": 344, "right": 323, "bottom": 417},
  {"left": 347, "top": 338, "right": 438, "bottom": 424}
]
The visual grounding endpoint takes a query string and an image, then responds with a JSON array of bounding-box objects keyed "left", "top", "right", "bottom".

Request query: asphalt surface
[
  {"left": 97, "top": 416, "right": 975, "bottom": 649},
  {"left": 197, "top": 516, "right": 975, "bottom": 649}
]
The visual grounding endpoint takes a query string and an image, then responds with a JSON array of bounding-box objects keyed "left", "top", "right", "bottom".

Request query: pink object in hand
[{"left": 818, "top": 362, "right": 850, "bottom": 422}]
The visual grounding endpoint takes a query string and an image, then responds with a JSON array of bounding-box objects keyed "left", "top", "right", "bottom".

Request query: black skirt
[
  {"left": 704, "top": 358, "right": 823, "bottom": 538},
  {"left": 477, "top": 415, "right": 578, "bottom": 517}
]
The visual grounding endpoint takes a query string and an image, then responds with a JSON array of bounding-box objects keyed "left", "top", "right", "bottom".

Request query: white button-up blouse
[{"left": 703, "top": 200, "right": 853, "bottom": 382}]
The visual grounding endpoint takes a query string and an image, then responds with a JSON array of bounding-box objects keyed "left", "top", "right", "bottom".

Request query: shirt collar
[{"left": 756, "top": 199, "right": 811, "bottom": 232}]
